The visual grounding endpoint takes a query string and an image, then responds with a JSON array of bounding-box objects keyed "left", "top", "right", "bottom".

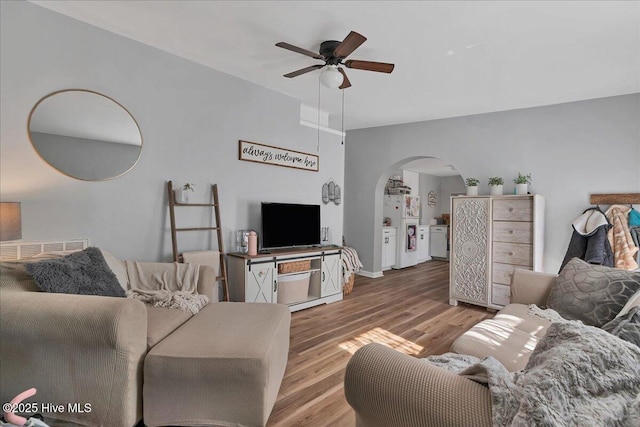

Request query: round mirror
[{"left": 28, "top": 89, "right": 143, "bottom": 181}]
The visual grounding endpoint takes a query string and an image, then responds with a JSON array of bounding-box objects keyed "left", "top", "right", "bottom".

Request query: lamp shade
[
  {"left": 320, "top": 65, "right": 344, "bottom": 89},
  {"left": 0, "top": 202, "right": 22, "bottom": 241}
]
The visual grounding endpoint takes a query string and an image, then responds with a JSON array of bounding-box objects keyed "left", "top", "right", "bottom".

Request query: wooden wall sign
[{"left": 238, "top": 140, "right": 319, "bottom": 172}]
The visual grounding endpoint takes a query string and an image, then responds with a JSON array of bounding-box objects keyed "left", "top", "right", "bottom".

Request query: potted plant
[
  {"left": 175, "top": 182, "right": 195, "bottom": 203},
  {"left": 465, "top": 177, "right": 480, "bottom": 196},
  {"left": 513, "top": 173, "right": 531, "bottom": 195},
  {"left": 488, "top": 176, "right": 504, "bottom": 196}
]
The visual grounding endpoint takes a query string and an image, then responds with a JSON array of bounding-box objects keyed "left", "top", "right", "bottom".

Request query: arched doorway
[{"left": 373, "top": 156, "right": 465, "bottom": 274}]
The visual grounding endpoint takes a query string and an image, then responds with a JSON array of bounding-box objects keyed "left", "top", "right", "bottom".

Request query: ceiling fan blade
[
  {"left": 344, "top": 60, "right": 395, "bottom": 73},
  {"left": 276, "top": 42, "right": 324, "bottom": 60},
  {"left": 338, "top": 68, "right": 351, "bottom": 89},
  {"left": 333, "top": 31, "right": 367, "bottom": 59},
  {"left": 283, "top": 64, "right": 323, "bottom": 78}
]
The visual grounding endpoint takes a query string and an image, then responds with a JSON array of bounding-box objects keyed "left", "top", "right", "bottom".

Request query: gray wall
[
  {"left": 438, "top": 176, "right": 466, "bottom": 216},
  {"left": 0, "top": 1, "right": 344, "bottom": 261},
  {"left": 418, "top": 174, "right": 465, "bottom": 224},
  {"left": 418, "top": 173, "right": 440, "bottom": 224},
  {"left": 345, "top": 94, "right": 640, "bottom": 275}
]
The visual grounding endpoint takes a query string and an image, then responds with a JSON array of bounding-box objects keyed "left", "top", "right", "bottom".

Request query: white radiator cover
[{"left": 0, "top": 239, "right": 89, "bottom": 260}]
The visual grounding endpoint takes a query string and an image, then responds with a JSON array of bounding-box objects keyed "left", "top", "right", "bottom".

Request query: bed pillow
[
  {"left": 546, "top": 258, "right": 640, "bottom": 327},
  {"left": 25, "top": 247, "right": 126, "bottom": 297}
]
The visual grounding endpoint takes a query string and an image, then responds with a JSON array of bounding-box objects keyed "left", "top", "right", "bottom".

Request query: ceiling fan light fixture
[
  {"left": 277, "top": 31, "right": 393, "bottom": 88},
  {"left": 320, "top": 65, "right": 344, "bottom": 89}
]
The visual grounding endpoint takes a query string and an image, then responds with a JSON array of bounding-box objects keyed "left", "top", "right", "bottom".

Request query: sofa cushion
[
  {"left": 451, "top": 303, "right": 552, "bottom": 372},
  {"left": 0, "top": 261, "right": 40, "bottom": 292},
  {"left": 546, "top": 258, "right": 640, "bottom": 327},
  {"left": 451, "top": 305, "right": 552, "bottom": 372},
  {"left": 510, "top": 269, "right": 556, "bottom": 306},
  {"left": 602, "top": 306, "right": 640, "bottom": 347},
  {"left": 25, "top": 247, "right": 126, "bottom": 297},
  {"left": 493, "top": 304, "right": 552, "bottom": 338},
  {"left": 143, "top": 303, "right": 291, "bottom": 427},
  {"left": 145, "top": 305, "right": 193, "bottom": 350}
]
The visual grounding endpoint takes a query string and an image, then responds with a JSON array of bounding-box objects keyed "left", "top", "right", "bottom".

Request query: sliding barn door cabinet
[{"left": 227, "top": 247, "right": 343, "bottom": 312}]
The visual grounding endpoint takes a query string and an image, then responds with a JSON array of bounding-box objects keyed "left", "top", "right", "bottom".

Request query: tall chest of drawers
[{"left": 449, "top": 194, "right": 545, "bottom": 309}]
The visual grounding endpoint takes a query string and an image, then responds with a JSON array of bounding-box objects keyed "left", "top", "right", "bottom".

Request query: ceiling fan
[{"left": 276, "top": 31, "right": 394, "bottom": 89}]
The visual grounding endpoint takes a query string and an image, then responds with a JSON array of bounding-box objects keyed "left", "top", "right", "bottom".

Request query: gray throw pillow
[
  {"left": 602, "top": 306, "right": 640, "bottom": 347},
  {"left": 25, "top": 247, "right": 126, "bottom": 297},
  {"left": 546, "top": 258, "right": 640, "bottom": 327}
]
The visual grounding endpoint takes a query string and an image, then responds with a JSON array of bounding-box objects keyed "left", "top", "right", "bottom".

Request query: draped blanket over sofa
[
  {"left": 425, "top": 320, "right": 640, "bottom": 426},
  {"left": 344, "top": 260, "right": 640, "bottom": 427}
]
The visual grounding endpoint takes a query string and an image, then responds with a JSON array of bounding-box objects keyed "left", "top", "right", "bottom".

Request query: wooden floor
[{"left": 266, "top": 260, "right": 494, "bottom": 427}]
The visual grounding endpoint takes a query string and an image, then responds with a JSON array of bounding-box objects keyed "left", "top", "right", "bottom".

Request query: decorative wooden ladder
[{"left": 167, "top": 181, "right": 229, "bottom": 301}]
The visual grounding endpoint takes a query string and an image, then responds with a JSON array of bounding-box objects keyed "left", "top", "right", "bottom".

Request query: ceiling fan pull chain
[
  {"left": 342, "top": 89, "right": 345, "bottom": 145},
  {"left": 317, "top": 75, "right": 321, "bottom": 152}
]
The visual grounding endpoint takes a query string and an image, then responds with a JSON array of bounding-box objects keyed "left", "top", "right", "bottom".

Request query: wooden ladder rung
[
  {"left": 215, "top": 275, "right": 226, "bottom": 282},
  {"left": 174, "top": 203, "right": 219, "bottom": 207},
  {"left": 175, "top": 227, "right": 220, "bottom": 232}
]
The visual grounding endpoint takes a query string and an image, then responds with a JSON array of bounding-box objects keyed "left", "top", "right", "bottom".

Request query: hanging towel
[
  {"left": 605, "top": 205, "right": 639, "bottom": 271},
  {"left": 182, "top": 250, "right": 220, "bottom": 275}
]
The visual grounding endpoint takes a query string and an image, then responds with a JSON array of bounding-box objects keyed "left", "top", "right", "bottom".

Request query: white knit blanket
[
  {"left": 527, "top": 304, "right": 584, "bottom": 324},
  {"left": 341, "top": 247, "right": 363, "bottom": 283},
  {"left": 125, "top": 261, "right": 209, "bottom": 314}
]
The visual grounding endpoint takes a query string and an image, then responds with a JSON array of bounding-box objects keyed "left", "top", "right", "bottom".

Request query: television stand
[{"left": 227, "top": 246, "right": 343, "bottom": 312}]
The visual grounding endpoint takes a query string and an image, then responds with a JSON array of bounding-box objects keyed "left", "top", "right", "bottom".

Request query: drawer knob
[
  {"left": 509, "top": 252, "right": 514, "bottom": 256},
  {"left": 508, "top": 208, "right": 514, "bottom": 212},
  {"left": 508, "top": 230, "right": 514, "bottom": 234}
]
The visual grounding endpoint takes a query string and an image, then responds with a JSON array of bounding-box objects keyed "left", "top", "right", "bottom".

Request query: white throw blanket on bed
[{"left": 125, "top": 261, "right": 209, "bottom": 314}]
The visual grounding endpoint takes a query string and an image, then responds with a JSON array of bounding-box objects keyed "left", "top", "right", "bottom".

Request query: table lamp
[{"left": 0, "top": 202, "right": 22, "bottom": 241}]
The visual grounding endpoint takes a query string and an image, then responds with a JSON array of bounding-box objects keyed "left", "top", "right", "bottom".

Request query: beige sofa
[
  {"left": 0, "top": 258, "right": 290, "bottom": 427},
  {"left": 343, "top": 269, "right": 556, "bottom": 427}
]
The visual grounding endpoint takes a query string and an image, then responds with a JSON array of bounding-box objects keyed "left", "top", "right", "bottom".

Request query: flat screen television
[{"left": 261, "top": 202, "right": 320, "bottom": 250}]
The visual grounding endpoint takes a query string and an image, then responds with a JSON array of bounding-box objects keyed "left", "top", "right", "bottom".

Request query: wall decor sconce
[
  {"left": 322, "top": 179, "right": 341, "bottom": 205},
  {"left": 0, "top": 202, "right": 22, "bottom": 241},
  {"left": 428, "top": 191, "right": 438, "bottom": 207}
]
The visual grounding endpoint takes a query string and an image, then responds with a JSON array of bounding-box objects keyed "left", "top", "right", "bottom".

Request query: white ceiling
[
  {"left": 31, "top": 1, "right": 640, "bottom": 130},
  {"left": 402, "top": 158, "right": 460, "bottom": 177}
]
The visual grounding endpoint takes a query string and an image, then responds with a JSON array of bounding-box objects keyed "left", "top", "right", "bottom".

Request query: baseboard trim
[{"left": 357, "top": 270, "right": 383, "bottom": 279}]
